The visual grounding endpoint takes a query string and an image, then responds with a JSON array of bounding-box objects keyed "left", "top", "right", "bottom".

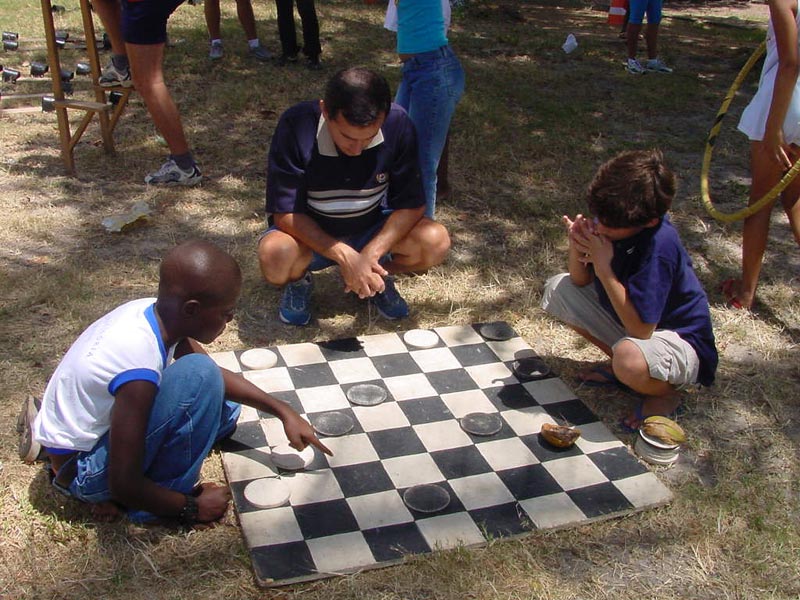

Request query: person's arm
[
  {"left": 108, "top": 380, "right": 231, "bottom": 523},
  {"left": 563, "top": 214, "right": 594, "bottom": 286},
  {"left": 583, "top": 233, "right": 657, "bottom": 339},
  {"left": 764, "top": 0, "right": 800, "bottom": 169},
  {"left": 183, "top": 339, "right": 332, "bottom": 456}
]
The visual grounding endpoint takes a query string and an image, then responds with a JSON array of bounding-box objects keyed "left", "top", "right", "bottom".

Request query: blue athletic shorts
[
  {"left": 627, "top": 0, "right": 662, "bottom": 25},
  {"left": 260, "top": 212, "right": 392, "bottom": 272},
  {"left": 121, "top": 0, "right": 185, "bottom": 45}
]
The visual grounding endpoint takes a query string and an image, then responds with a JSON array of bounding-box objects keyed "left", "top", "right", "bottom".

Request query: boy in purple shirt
[{"left": 542, "top": 150, "right": 717, "bottom": 430}]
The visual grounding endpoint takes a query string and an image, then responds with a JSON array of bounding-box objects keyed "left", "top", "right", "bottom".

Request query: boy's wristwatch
[{"left": 179, "top": 494, "right": 199, "bottom": 525}]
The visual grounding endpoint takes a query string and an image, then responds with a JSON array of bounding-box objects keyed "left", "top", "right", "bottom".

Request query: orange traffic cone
[{"left": 608, "top": 0, "right": 627, "bottom": 26}]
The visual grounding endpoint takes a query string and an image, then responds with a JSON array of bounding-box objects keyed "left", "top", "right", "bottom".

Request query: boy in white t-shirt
[{"left": 20, "top": 240, "right": 330, "bottom": 525}]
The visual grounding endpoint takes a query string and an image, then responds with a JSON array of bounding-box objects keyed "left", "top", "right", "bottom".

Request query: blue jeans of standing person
[
  {"left": 396, "top": 44, "right": 465, "bottom": 219},
  {"left": 58, "top": 354, "right": 240, "bottom": 522}
]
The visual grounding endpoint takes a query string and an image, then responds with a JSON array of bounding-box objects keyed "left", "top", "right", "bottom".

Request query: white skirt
[{"left": 738, "top": 63, "right": 800, "bottom": 144}]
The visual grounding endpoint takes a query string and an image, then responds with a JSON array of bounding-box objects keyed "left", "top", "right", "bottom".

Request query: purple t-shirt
[{"left": 595, "top": 216, "right": 718, "bottom": 386}]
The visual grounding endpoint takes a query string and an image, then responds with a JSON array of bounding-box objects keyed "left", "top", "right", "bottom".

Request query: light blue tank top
[{"left": 397, "top": 0, "right": 448, "bottom": 54}]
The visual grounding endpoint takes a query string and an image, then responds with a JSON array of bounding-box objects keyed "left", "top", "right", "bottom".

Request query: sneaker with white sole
[
  {"left": 625, "top": 58, "right": 645, "bottom": 75},
  {"left": 279, "top": 272, "right": 313, "bottom": 326},
  {"left": 370, "top": 276, "right": 409, "bottom": 320},
  {"left": 99, "top": 62, "right": 132, "bottom": 87},
  {"left": 18, "top": 395, "right": 43, "bottom": 464},
  {"left": 249, "top": 45, "right": 272, "bottom": 61},
  {"left": 209, "top": 40, "right": 224, "bottom": 60},
  {"left": 645, "top": 58, "right": 673, "bottom": 73},
  {"left": 144, "top": 158, "right": 202, "bottom": 186}
]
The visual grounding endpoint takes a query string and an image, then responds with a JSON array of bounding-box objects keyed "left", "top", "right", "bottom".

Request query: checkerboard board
[{"left": 210, "top": 323, "right": 672, "bottom": 587}]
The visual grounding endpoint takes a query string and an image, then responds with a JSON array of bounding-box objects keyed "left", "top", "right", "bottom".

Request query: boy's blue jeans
[
  {"left": 60, "top": 354, "right": 240, "bottom": 521},
  {"left": 395, "top": 45, "right": 465, "bottom": 219}
]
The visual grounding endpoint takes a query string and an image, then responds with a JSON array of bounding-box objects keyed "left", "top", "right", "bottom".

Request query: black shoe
[
  {"left": 306, "top": 56, "right": 322, "bottom": 70},
  {"left": 277, "top": 50, "right": 300, "bottom": 66}
]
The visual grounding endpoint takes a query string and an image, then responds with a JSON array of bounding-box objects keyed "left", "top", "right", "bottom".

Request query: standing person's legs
[
  {"left": 781, "top": 144, "right": 800, "bottom": 246},
  {"left": 93, "top": 0, "right": 126, "bottom": 55},
  {"left": 275, "top": 0, "right": 300, "bottom": 58},
  {"left": 295, "top": 0, "right": 321, "bottom": 60},
  {"left": 398, "top": 48, "right": 464, "bottom": 219},
  {"left": 235, "top": 0, "right": 260, "bottom": 41},
  {"left": 204, "top": 0, "right": 222, "bottom": 40}
]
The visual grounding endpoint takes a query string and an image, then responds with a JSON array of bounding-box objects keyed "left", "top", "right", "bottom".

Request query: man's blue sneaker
[
  {"left": 370, "top": 277, "right": 409, "bottom": 320},
  {"left": 279, "top": 272, "right": 313, "bottom": 325}
]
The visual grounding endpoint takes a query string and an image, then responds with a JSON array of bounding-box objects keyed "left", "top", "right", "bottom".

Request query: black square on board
[
  {"left": 223, "top": 420, "right": 267, "bottom": 452},
  {"left": 426, "top": 369, "right": 480, "bottom": 395},
  {"left": 483, "top": 384, "right": 538, "bottom": 410},
  {"left": 367, "top": 427, "right": 426, "bottom": 459},
  {"left": 430, "top": 446, "right": 493, "bottom": 479},
  {"left": 543, "top": 399, "right": 600, "bottom": 426},
  {"left": 470, "top": 502, "right": 532, "bottom": 537},
  {"left": 449, "top": 343, "right": 500, "bottom": 367},
  {"left": 332, "top": 461, "right": 395, "bottom": 497},
  {"left": 251, "top": 541, "right": 316, "bottom": 584},
  {"left": 371, "top": 353, "right": 422, "bottom": 378},
  {"left": 318, "top": 338, "right": 367, "bottom": 361},
  {"left": 363, "top": 522, "right": 431, "bottom": 561},
  {"left": 398, "top": 396, "right": 453, "bottom": 425},
  {"left": 293, "top": 498, "right": 360, "bottom": 539},
  {"left": 497, "top": 464, "right": 562, "bottom": 500},
  {"left": 568, "top": 482, "right": 633, "bottom": 517},
  {"left": 589, "top": 447, "right": 649, "bottom": 480},
  {"left": 264, "top": 390, "right": 303, "bottom": 417},
  {"left": 287, "top": 363, "right": 338, "bottom": 389}
]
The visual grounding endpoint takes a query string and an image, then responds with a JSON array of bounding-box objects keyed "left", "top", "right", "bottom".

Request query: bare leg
[
  {"left": 91, "top": 0, "right": 126, "bottom": 55},
  {"left": 382, "top": 219, "right": 451, "bottom": 274},
  {"left": 258, "top": 231, "right": 313, "bottom": 285},
  {"left": 235, "top": 0, "right": 259, "bottom": 41},
  {"left": 126, "top": 42, "right": 190, "bottom": 156},
  {"left": 626, "top": 23, "right": 642, "bottom": 59},
  {"left": 204, "top": 0, "right": 222, "bottom": 40},
  {"left": 780, "top": 145, "right": 800, "bottom": 246},
  {"left": 645, "top": 23, "right": 658, "bottom": 59}
]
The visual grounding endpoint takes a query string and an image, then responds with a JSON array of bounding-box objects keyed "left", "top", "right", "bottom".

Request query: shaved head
[{"left": 158, "top": 239, "right": 241, "bottom": 304}]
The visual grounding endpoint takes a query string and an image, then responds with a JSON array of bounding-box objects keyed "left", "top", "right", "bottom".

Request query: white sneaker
[
  {"left": 144, "top": 158, "right": 202, "bottom": 186},
  {"left": 209, "top": 40, "right": 223, "bottom": 60},
  {"left": 249, "top": 44, "right": 272, "bottom": 61},
  {"left": 626, "top": 58, "right": 645, "bottom": 75},
  {"left": 645, "top": 58, "right": 673, "bottom": 73},
  {"left": 99, "top": 62, "right": 132, "bottom": 87}
]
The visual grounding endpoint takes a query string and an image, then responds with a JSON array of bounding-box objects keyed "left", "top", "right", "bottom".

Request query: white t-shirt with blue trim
[{"left": 33, "top": 298, "right": 177, "bottom": 452}]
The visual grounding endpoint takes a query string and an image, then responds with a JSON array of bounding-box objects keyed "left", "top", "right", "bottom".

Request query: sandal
[{"left": 720, "top": 278, "right": 748, "bottom": 310}]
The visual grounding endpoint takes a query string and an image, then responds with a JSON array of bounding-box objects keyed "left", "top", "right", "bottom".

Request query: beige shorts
[{"left": 541, "top": 273, "right": 700, "bottom": 389}]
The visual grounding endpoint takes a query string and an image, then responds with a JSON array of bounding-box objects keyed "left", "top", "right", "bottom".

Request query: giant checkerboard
[{"left": 210, "top": 323, "right": 672, "bottom": 587}]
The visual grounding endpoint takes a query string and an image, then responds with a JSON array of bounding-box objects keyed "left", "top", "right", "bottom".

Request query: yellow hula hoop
[{"left": 700, "top": 40, "right": 800, "bottom": 223}]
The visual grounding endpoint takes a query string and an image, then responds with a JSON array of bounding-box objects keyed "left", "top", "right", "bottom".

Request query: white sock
[
  {"left": 248, "top": 38, "right": 260, "bottom": 49},
  {"left": 211, "top": 38, "right": 222, "bottom": 45}
]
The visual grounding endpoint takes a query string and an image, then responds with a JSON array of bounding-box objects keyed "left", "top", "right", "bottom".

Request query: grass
[{"left": 1, "top": 0, "right": 800, "bottom": 598}]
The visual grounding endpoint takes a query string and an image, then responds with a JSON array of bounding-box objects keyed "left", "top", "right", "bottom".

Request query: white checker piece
[
  {"left": 308, "top": 532, "right": 375, "bottom": 573},
  {"left": 382, "top": 453, "right": 445, "bottom": 488},
  {"left": 433, "top": 324, "right": 485, "bottom": 346},
  {"left": 440, "top": 389, "right": 497, "bottom": 418},
  {"left": 449, "top": 472, "right": 516, "bottom": 510},
  {"left": 413, "top": 420, "right": 473, "bottom": 452},
  {"left": 346, "top": 490, "right": 413, "bottom": 530},
  {"left": 542, "top": 455, "right": 609, "bottom": 491}
]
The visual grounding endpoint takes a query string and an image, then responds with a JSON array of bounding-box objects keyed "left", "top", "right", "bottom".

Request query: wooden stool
[{"left": 40, "top": 0, "right": 133, "bottom": 174}]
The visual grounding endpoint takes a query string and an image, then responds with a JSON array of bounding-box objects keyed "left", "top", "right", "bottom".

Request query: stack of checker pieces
[{"left": 211, "top": 322, "right": 672, "bottom": 587}]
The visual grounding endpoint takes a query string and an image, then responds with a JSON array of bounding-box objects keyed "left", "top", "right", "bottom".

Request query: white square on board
[
  {"left": 278, "top": 342, "right": 326, "bottom": 367},
  {"left": 328, "top": 357, "right": 382, "bottom": 384},
  {"left": 347, "top": 490, "right": 413, "bottom": 530},
  {"left": 322, "top": 433, "right": 380, "bottom": 468},
  {"left": 296, "top": 385, "right": 350, "bottom": 413},
  {"left": 416, "top": 512, "right": 485, "bottom": 549},
  {"left": 501, "top": 406, "right": 552, "bottom": 437},
  {"left": 308, "top": 531, "right": 375, "bottom": 573},
  {"left": 223, "top": 450, "right": 278, "bottom": 482},
  {"left": 434, "top": 324, "right": 484, "bottom": 347},
  {"left": 352, "top": 402, "right": 410, "bottom": 432},
  {"left": 382, "top": 453, "right": 445, "bottom": 488},
  {"left": 359, "top": 333, "right": 407, "bottom": 357},
  {"left": 448, "top": 472, "right": 516, "bottom": 510},
  {"left": 384, "top": 373, "right": 438, "bottom": 401},
  {"left": 209, "top": 351, "right": 241, "bottom": 373},
  {"left": 573, "top": 421, "right": 625, "bottom": 454},
  {"left": 486, "top": 338, "right": 536, "bottom": 362},
  {"left": 519, "top": 492, "right": 586, "bottom": 529},
  {"left": 239, "top": 507, "right": 304, "bottom": 547},
  {"left": 466, "top": 362, "right": 515, "bottom": 388},
  {"left": 236, "top": 404, "right": 260, "bottom": 423},
  {"left": 542, "top": 455, "right": 608, "bottom": 491},
  {"left": 244, "top": 367, "right": 295, "bottom": 393},
  {"left": 286, "top": 469, "right": 344, "bottom": 505},
  {"left": 410, "top": 347, "right": 462, "bottom": 373},
  {"left": 613, "top": 472, "right": 673, "bottom": 508},
  {"left": 522, "top": 378, "right": 578, "bottom": 404},
  {"left": 476, "top": 437, "right": 539, "bottom": 471},
  {"left": 413, "top": 420, "right": 473, "bottom": 452},
  {"left": 439, "top": 389, "right": 497, "bottom": 418}
]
